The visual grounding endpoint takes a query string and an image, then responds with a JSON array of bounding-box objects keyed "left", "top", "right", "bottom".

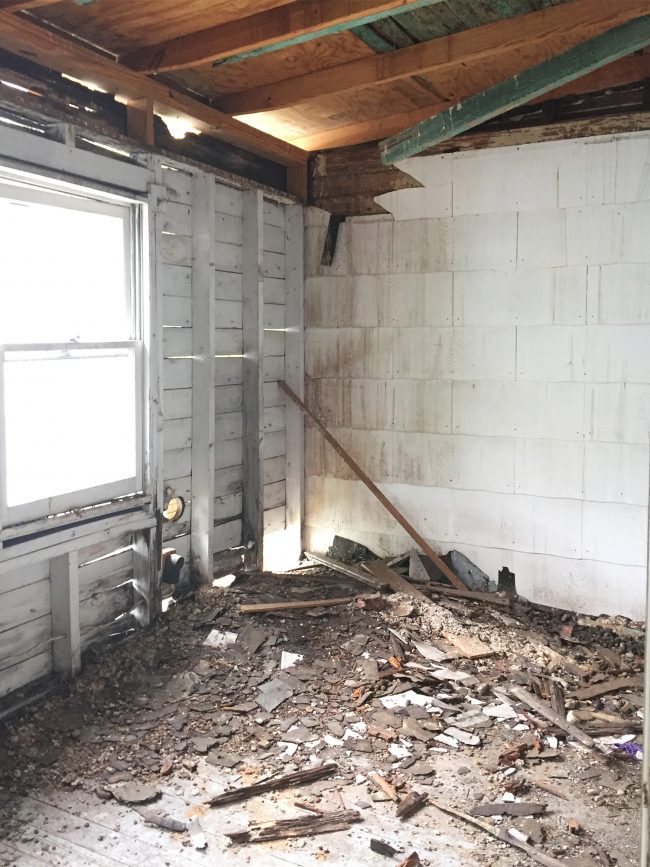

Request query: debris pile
[{"left": 0, "top": 547, "right": 644, "bottom": 866}]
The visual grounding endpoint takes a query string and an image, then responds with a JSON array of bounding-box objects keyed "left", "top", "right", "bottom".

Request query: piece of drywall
[{"left": 303, "top": 131, "right": 650, "bottom": 620}]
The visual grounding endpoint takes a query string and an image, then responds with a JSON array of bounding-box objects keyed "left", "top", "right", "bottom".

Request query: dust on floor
[{"left": 0, "top": 568, "right": 644, "bottom": 867}]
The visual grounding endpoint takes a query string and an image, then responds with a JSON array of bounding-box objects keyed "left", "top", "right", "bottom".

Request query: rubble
[{"left": 0, "top": 558, "right": 644, "bottom": 865}]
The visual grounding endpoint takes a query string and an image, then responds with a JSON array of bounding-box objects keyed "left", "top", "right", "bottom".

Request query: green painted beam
[
  {"left": 380, "top": 13, "right": 650, "bottom": 163},
  {"left": 215, "top": 0, "right": 444, "bottom": 66}
]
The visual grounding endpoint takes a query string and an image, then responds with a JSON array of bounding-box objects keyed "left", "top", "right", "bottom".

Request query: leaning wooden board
[{"left": 362, "top": 560, "right": 432, "bottom": 605}]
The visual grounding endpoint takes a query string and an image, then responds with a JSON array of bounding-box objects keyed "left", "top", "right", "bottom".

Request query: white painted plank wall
[{"left": 304, "top": 132, "right": 650, "bottom": 620}]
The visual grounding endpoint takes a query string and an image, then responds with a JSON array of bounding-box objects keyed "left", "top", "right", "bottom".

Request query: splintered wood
[
  {"left": 227, "top": 809, "right": 362, "bottom": 843},
  {"left": 206, "top": 763, "right": 338, "bottom": 807},
  {"left": 442, "top": 632, "right": 495, "bottom": 659}
]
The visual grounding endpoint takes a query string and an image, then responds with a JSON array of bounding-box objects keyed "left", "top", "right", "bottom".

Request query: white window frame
[{"left": 0, "top": 172, "right": 147, "bottom": 529}]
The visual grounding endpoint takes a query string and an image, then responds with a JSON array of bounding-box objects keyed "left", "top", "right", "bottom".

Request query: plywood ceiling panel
[
  {"left": 32, "top": 0, "right": 295, "bottom": 54},
  {"left": 170, "top": 31, "right": 376, "bottom": 98}
]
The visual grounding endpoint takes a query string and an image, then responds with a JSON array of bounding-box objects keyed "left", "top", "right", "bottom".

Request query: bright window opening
[{"left": 0, "top": 176, "right": 143, "bottom": 526}]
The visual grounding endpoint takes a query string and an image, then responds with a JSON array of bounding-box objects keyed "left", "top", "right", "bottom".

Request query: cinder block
[
  {"left": 566, "top": 205, "right": 624, "bottom": 265},
  {"left": 582, "top": 500, "right": 647, "bottom": 566},
  {"left": 376, "top": 153, "right": 452, "bottom": 219},
  {"left": 306, "top": 377, "right": 343, "bottom": 427},
  {"left": 305, "top": 329, "right": 338, "bottom": 378},
  {"left": 517, "top": 209, "right": 567, "bottom": 268},
  {"left": 392, "top": 218, "right": 450, "bottom": 273},
  {"left": 584, "top": 442, "right": 649, "bottom": 506},
  {"left": 583, "top": 325, "right": 650, "bottom": 383},
  {"left": 390, "top": 380, "right": 452, "bottom": 433},
  {"left": 516, "top": 326, "right": 586, "bottom": 382},
  {"left": 596, "top": 264, "right": 650, "bottom": 323},
  {"left": 558, "top": 138, "right": 617, "bottom": 208},
  {"left": 515, "top": 438, "right": 584, "bottom": 500},
  {"left": 451, "top": 213, "right": 517, "bottom": 271},
  {"left": 615, "top": 135, "right": 650, "bottom": 203},
  {"left": 304, "top": 276, "right": 346, "bottom": 327},
  {"left": 553, "top": 267, "right": 588, "bottom": 324},
  {"left": 378, "top": 273, "right": 452, "bottom": 327},
  {"left": 341, "top": 378, "right": 392, "bottom": 431},
  {"left": 337, "top": 328, "right": 366, "bottom": 379},
  {"left": 342, "top": 275, "right": 380, "bottom": 327},
  {"left": 585, "top": 383, "right": 650, "bottom": 444},
  {"left": 453, "top": 382, "right": 585, "bottom": 441},
  {"left": 391, "top": 433, "right": 515, "bottom": 493},
  {"left": 349, "top": 218, "right": 394, "bottom": 275},
  {"left": 450, "top": 326, "right": 516, "bottom": 381},
  {"left": 453, "top": 146, "right": 558, "bottom": 215}
]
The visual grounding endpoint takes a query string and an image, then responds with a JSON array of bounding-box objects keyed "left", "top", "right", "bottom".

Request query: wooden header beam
[
  {"left": 220, "top": 0, "right": 650, "bottom": 115},
  {"left": 121, "top": 0, "right": 444, "bottom": 73},
  {"left": 381, "top": 14, "right": 650, "bottom": 163},
  {"left": 0, "top": 11, "right": 307, "bottom": 168}
]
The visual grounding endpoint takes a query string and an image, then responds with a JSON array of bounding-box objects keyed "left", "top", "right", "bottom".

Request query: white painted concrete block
[
  {"left": 517, "top": 209, "right": 567, "bottom": 268},
  {"left": 391, "top": 433, "right": 515, "bottom": 493},
  {"left": 517, "top": 326, "right": 586, "bottom": 382},
  {"left": 453, "top": 146, "right": 558, "bottom": 215},
  {"left": 596, "top": 264, "right": 650, "bottom": 323},
  {"left": 585, "top": 383, "right": 650, "bottom": 444},
  {"left": 349, "top": 218, "right": 394, "bottom": 275},
  {"left": 553, "top": 267, "right": 588, "bottom": 324},
  {"left": 453, "top": 382, "right": 585, "bottom": 441},
  {"left": 583, "top": 325, "right": 650, "bottom": 383},
  {"left": 341, "top": 378, "right": 393, "bottom": 432},
  {"left": 306, "top": 377, "right": 343, "bottom": 427},
  {"left": 615, "top": 135, "right": 650, "bottom": 203},
  {"left": 304, "top": 276, "right": 347, "bottom": 327},
  {"left": 305, "top": 329, "right": 338, "bottom": 378},
  {"left": 565, "top": 205, "right": 624, "bottom": 266},
  {"left": 558, "top": 139, "right": 617, "bottom": 208},
  {"left": 378, "top": 272, "right": 453, "bottom": 327},
  {"left": 584, "top": 442, "right": 649, "bottom": 506},
  {"left": 450, "top": 213, "right": 517, "bottom": 271},
  {"left": 515, "top": 439, "right": 584, "bottom": 500},
  {"left": 337, "top": 328, "right": 366, "bottom": 379},
  {"left": 620, "top": 201, "right": 650, "bottom": 263},
  {"left": 390, "top": 380, "right": 452, "bottom": 433},
  {"left": 392, "top": 218, "right": 451, "bottom": 273},
  {"left": 582, "top": 500, "right": 647, "bottom": 567},
  {"left": 361, "top": 328, "right": 394, "bottom": 380},
  {"left": 376, "top": 153, "right": 453, "bottom": 219},
  {"left": 450, "top": 326, "right": 516, "bottom": 381},
  {"left": 341, "top": 275, "right": 380, "bottom": 327}
]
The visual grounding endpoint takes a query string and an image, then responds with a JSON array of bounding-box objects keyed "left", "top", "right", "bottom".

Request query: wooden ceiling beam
[
  {"left": 220, "top": 0, "right": 650, "bottom": 115},
  {"left": 120, "top": 0, "right": 444, "bottom": 74},
  {"left": 290, "top": 48, "right": 650, "bottom": 151},
  {"left": 380, "top": 14, "right": 650, "bottom": 162},
  {"left": 0, "top": 11, "right": 307, "bottom": 168}
]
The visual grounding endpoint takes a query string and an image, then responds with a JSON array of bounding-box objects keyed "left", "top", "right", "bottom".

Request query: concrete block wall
[{"left": 304, "top": 132, "right": 650, "bottom": 620}]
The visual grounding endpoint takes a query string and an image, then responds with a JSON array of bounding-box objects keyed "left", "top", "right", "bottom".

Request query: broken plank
[
  {"left": 527, "top": 775, "right": 569, "bottom": 801},
  {"left": 572, "top": 676, "right": 644, "bottom": 701},
  {"left": 362, "top": 560, "right": 432, "bottom": 605},
  {"left": 369, "top": 773, "right": 399, "bottom": 802},
  {"left": 442, "top": 632, "right": 496, "bottom": 660},
  {"left": 427, "top": 585, "right": 511, "bottom": 608},
  {"left": 509, "top": 686, "right": 595, "bottom": 749},
  {"left": 280, "top": 381, "right": 468, "bottom": 590},
  {"left": 240, "top": 596, "right": 359, "bottom": 614},
  {"left": 304, "top": 551, "right": 385, "bottom": 589},
  {"left": 227, "top": 809, "right": 362, "bottom": 843},
  {"left": 206, "top": 763, "right": 338, "bottom": 807},
  {"left": 431, "top": 799, "right": 568, "bottom": 867},
  {"left": 470, "top": 802, "right": 546, "bottom": 818},
  {"left": 396, "top": 791, "right": 428, "bottom": 820}
]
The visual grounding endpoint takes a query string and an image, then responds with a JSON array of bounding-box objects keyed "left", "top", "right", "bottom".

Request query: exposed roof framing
[
  {"left": 121, "top": 0, "right": 445, "bottom": 73},
  {"left": 0, "top": 10, "right": 307, "bottom": 169},
  {"left": 380, "top": 13, "right": 650, "bottom": 161}
]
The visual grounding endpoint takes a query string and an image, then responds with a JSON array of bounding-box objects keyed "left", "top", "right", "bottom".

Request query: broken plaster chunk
[
  {"left": 110, "top": 783, "right": 159, "bottom": 805},
  {"left": 204, "top": 629, "right": 238, "bottom": 650},
  {"left": 434, "top": 734, "right": 459, "bottom": 749},
  {"left": 388, "top": 742, "right": 412, "bottom": 760},
  {"left": 444, "top": 727, "right": 481, "bottom": 746},
  {"left": 281, "top": 651, "right": 304, "bottom": 670},
  {"left": 482, "top": 703, "right": 519, "bottom": 720},
  {"left": 256, "top": 678, "right": 294, "bottom": 712},
  {"left": 380, "top": 690, "right": 432, "bottom": 710}
]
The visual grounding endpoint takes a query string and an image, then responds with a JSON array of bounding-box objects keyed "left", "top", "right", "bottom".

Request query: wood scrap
[
  {"left": 370, "top": 839, "right": 400, "bottom": 857},
  {"left": 396, "top": 790, "right": 428, "bottom": 820},
  {"left": 430, "top": 799, "right": 569, "bottom": 867},
  {"left": 396, "top": 854, "right": 421, "bottom": 867},
  {"left": 133, "top": 808, "right": 187, "bottom": 833},
  {"left": 206, "top": 763, "right": 338, "bottom": 807},
  {"left": 226, "top": 809, "right": 361, "bottom": 843},
  {"left": 279, "top": 381, "right": 468, "bottom": 591},
  {"left": 442, "top": 632, "right": 496, "bottom": 659},
  {"left": 369, "top": 773, "right": 399, "bottom": 802},
  {"left": 470, "top": 802, "right": 546, "bottom": 817},
  {"left": 427, "top": 585, "right": 511, "bottom": 608},
  {"left": 239, "top": 597, "right": 360, "bottom": 614},
  {"left": 362, "top": 561, "right": 432, "bottom": 605},
  {"left": 509, "top": 686, "right": 596, "bottom": 749},
  {"left": 572, "top": 676, "right": 643, "bottom": 701},
  {"left": 528, "top": 775, "right": 569, "bottom": 801},
  {"left": 304, "top": 551, "right": 385, "bottom": 589}
]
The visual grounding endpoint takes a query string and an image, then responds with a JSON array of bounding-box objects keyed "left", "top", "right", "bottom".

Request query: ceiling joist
[
  {"left": 220, "top": 0, "right": 650, "bottom": 115},
  {"left": 0, "top": 11, "right": 307, "bottom": 169},
  {"left": 380, "top": 14, "right": 650, "bottom": 163},
  {"left": 120, "top": 0, "right": 444, "bottom": 73}
]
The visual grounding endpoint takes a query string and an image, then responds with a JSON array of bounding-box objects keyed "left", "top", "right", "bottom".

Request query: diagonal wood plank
[
  {"left": 120, "top": 0, "right": 445, "bottom": 73},
  {"left": 0, "top": 11, "right": 307, "bottom": 168},
  {"left": 218, "top": 0, "right": 649, "bottom": 114},
  {"left": 381, "top": 14, "right": 650, "bottom": 163}
]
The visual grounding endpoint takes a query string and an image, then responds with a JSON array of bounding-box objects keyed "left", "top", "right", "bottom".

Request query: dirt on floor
[{"left": 0, "top": 565, "right": 645, "bottom": 867}]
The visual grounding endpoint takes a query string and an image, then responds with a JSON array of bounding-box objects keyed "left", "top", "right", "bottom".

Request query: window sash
[{"left": 0, "top": 341, "right": 144, "bottom": 527}]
